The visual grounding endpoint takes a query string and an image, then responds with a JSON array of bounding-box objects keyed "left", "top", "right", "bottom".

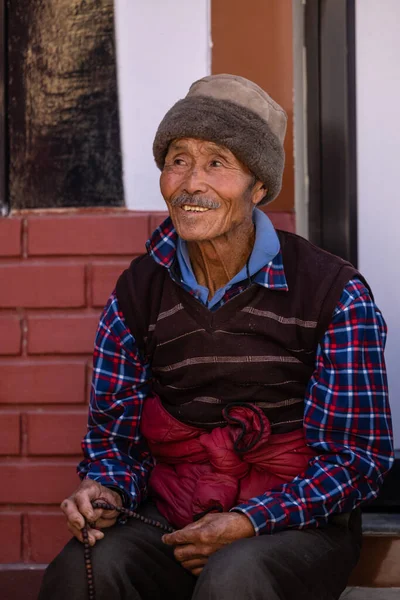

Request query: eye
[
  {"left": 173, "top": 158, "right": 186, "bottom": 166},
  {"left": 210, "top": 160, "right": 223, "bottom": 167}
]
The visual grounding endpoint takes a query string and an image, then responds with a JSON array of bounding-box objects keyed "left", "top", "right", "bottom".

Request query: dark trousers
[{"left": 38, "top": 502, "right": 362, "bottom": 600}]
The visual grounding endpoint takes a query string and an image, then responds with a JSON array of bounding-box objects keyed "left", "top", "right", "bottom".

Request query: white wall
[
  {"left": 356, "top": 0, "right": 400, "bottom": 443},
  {"left": 114, "top": 0, "right": 211, "bottom": 211}
]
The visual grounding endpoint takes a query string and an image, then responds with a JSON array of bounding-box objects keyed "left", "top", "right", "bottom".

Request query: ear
[{"left": 251, "top": 181, "right": 267, "bottom": 206}]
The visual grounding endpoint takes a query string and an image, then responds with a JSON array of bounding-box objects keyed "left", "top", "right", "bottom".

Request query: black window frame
[
  {"left": 305, "top": 0, "right": 358, "bottom": 266},
  {"left": 0, "top": 0, "right": 7, "bottom": 216}
]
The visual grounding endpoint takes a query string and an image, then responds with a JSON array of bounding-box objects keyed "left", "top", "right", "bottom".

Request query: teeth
[{"left": 182, "top": 205, "right": 210, "bottom": 212}]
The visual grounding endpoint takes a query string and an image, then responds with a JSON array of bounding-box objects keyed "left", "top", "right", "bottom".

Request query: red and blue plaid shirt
[{"left": 78, "top": 219, "right": 394, "bottom": 534}]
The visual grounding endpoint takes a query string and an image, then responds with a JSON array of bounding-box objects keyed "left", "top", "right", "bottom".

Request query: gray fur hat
[{"left": 153, "top": 74, "right": 287, "bottom": 205}]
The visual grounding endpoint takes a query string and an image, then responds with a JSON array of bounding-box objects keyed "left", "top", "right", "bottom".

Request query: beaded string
[{"left": 82, "top": 501, "right": 175, "bottom": 600}]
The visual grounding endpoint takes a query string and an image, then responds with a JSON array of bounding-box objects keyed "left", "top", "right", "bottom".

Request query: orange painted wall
[{"left": 211, "top": 0, "right": 294, "bottom": 212}]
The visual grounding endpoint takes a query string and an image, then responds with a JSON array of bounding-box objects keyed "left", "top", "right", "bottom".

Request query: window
[{"left": 1, "top": 0, "right": 124, "bottom": 212}]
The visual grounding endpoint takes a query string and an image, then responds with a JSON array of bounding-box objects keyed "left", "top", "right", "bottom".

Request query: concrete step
[
  {"left": 349, "top": 513, "right": 400, "bottom": 587},
  {"left": 362, "top": 512, "right": 400, "bottom": 535},
  {"left": 341, "top": 588, "right": 400, "bottom": 599}
]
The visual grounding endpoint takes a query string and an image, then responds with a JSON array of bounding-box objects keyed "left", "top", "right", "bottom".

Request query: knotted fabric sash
[{"left": 141, "top": 395, "right": 316, "bottom": 529}]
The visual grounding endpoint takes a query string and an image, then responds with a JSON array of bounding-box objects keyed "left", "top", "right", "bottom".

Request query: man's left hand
[{"left": 162, "top": 512, "right": 255, "bottom": 576}]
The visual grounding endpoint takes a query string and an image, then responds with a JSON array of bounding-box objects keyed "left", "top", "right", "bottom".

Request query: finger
[
  {"left": 173, "top": 544, "right": 200, "bottom": 562},
  {"left": 93, "top": 516, "right": 118, "bottom": 529},
  {"left": 98, "top": 490, "right": 123, "bottom": 507},
  {"left": 61, "top": 498, "right": 85, "bottom": 531},
  {"left": 176, "top": 544, "right": 213, "bottom": 562},
  {"left": 83, "top": 526, "right": 104, "bottom": 546},
  {"left": 163, "top": 524, "right": 202, "bottom": 546},
  {"left": 67, "top": 521, "right": 104, "bottom": 547},
  {"left": 191, "top": 567, "right": 204, "bottom": 577},
  {"left": 89, "top": 496, "right": 121, "bottom": 522},
  {"left": 90, "top": 506, "right": 118, "bottom": 522},
  {"left": 67, "top": 519, "right": 84, "bottom": 543},
  {"left": 75, "top": 489, "right": 98, "bottom": 522},
  {"left": 181, "top": 558, "right": 208, "bottom": 571},
  {"left": 89, "top": 527, "right": 105, "bottom": 545},
  {"left": 95, "top": 502, "right": 120, "bottom": 518}
]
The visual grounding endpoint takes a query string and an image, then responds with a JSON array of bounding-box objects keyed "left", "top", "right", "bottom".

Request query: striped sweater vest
[{"left": 116, "top": 230, "right": 365, "bottom": 434}]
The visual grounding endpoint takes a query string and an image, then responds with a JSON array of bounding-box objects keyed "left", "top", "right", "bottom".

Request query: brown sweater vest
[{"left": 116, "top": 231, "right": 365, "bottom": 434}]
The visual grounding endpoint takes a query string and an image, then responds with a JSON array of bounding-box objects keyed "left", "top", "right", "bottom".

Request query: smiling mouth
[{"left": 181, "top": 205, "right": 211, "bottom": 212}]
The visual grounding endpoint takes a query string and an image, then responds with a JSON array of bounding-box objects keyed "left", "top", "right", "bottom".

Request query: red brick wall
[{"left": 0, "top": 208, "right": 294, "bottom": 565}]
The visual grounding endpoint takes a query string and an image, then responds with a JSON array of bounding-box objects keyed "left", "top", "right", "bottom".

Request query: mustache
[{"left": 171, "top": 193, "right": 220, "bottom": 210}]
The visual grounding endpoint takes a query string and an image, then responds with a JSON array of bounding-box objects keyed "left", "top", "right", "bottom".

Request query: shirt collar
[{"left": 146, "top": 213, "right": 288, "bottom": 292}]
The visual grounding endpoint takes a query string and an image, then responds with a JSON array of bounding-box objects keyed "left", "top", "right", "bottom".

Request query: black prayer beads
[{"left": 82, "top": 500, "right": 175, "bottom": 599}]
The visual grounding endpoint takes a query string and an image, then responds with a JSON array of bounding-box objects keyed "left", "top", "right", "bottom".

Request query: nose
[{"left": 182, "top": 167, "right": 208, "bottom": 195}]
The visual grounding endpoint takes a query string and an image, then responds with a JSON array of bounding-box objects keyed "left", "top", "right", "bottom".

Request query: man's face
[{"left": 160, "top": 138, "right": 264, "bottom": 242}]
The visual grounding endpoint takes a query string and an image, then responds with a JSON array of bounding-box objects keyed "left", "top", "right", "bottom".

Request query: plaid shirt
[{"left": 79, "top": 219, "right": 394, "bottom": 534}]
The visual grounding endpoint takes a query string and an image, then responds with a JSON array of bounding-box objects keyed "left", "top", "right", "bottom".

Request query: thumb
[{"left": 162, "top": 522, "right": 200, "bottom": 546}]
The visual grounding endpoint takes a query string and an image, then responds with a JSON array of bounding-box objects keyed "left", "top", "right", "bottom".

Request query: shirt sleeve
[
  {"left": 232, "top": 278, "right": 394, "bottom": 534},
  {"left": 77, "top": 291, "right": 154, "bottom": 509}
]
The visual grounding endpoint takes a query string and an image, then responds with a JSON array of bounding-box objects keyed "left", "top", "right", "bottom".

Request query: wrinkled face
[{"left": 160, "top": 138, "right": 265, "bottom": 241}]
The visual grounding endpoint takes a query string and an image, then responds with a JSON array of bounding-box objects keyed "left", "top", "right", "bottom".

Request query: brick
[
  {"left": 0, "top": 218, "right": 22, "bottom": 257},
  {"left": 26, "top": 410, "right": 87, "bottom": 455},
  {"left": 27, "top": 313, "right": 98, "bottom": 354},
  {"left": 0, "top": 314, "right": 21, "bottom": 355},
  {"left": 0, "top": 263, "right": 85, "bottom": 308},
  {"left": 0, "top": 513, "right": 22, "bottom": 562},
  {"left": 0, "top": 411, "right": 20, "bottom": 455},
  {"left": 28, "top": 212, "right": 149, "bottom": 256},
  {"left": 0, "top": 360, "right": 86, "bottom": 404},
  {"left": 0, "top": 566, "right": 45, "bottom": 598},
  {"left": 0, "top": 462, "right": 79, "bottom": 503},
  {"left": 91, "top": 261, "right": 129, "bottom": 307},
  {"left": 25, "top": 512, "right": 71, "bottom": 563},
  {"left": 265, "top": 210, "right": 296, "bottom": 233}
]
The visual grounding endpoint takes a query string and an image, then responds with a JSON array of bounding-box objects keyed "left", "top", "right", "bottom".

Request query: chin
[
  {"left": 175, "top": 227, "right": 213, "bottom": 242},
  {"left": 171, "top": 218, "right": 215, "bottom": 242}
]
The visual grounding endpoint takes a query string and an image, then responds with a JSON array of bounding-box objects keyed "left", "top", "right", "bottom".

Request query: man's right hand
[{"left": 61, "top": 479, "right": 123, "bottom": 546}]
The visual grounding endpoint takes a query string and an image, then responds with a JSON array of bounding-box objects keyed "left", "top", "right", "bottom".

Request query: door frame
[
  {"left": 0, "top": 0, "right": 7, "bottom": 216},
  {"left": 305, "top": 0, "right": 358, "bottom": 265}
]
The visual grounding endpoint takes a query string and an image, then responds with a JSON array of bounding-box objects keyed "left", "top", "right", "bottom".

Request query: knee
[
  {"left": 197, "top": 539, "right": 280, "bottom": 598},
  {"left": 39, "top": 539, "right": 87, "bottom": 600},
  {"left": 39, "top": 535, "right": 126, "bottom": 600},
  {"left": 210, "top": 538, "right": 273, "bottom": 576}
]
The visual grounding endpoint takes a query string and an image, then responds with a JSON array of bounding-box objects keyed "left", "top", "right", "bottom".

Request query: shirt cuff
[{"left": 231, "top": 496, "right": 288, "bottom": 535}]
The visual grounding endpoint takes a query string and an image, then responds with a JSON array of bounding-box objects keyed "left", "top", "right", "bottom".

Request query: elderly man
[{"left": 39, "top": 74, "right": 393, "bottom": 600}]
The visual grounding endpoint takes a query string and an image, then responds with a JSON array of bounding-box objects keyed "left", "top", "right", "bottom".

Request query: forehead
[{"left": 168, "top": 138, "right": 233, "bottom": 157}]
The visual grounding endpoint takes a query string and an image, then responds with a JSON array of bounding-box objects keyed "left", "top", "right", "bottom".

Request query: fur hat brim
[{"left": 153, "top": 96, "right": 285, "bottom": 205}]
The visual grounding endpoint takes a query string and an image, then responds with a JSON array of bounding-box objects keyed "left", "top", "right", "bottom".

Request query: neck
[{"left": 187, "top": 220, "right": 255, "bottom": 299}]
